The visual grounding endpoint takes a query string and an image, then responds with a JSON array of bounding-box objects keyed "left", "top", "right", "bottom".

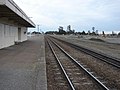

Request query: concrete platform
[{"left": 0, "top": 35, "right": 47, "bottom": 90}]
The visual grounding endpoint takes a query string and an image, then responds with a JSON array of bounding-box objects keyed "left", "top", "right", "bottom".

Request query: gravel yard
[
  {"left": 53, "top": 37, "right": 120, "bottom": 89},
  {"left": 45, "top": 38, "right": 101, "bottom": 90},
  {"left": 53, "top": 35, "right": 120, "bottom": 59}
]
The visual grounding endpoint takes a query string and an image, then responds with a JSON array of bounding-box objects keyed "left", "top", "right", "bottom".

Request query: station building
[{"left": 0, "top": 0, "right": 35, "bottom": 49}]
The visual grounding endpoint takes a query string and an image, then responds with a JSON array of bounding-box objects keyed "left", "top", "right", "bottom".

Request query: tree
[
  {"left": 32, "top": 31, "right": 41, "bottom": 34},
  {"left": 96, "top": 30, "right": 99, "bottom": 35},
  {"left": 81, "top": 31, "right": 86, "bottom": 35},
  {"left": 67, "top": 25, "right": 71, "bottom": 31},
  {"left": 92, "top": 27, "right": 95, "bottom": 32},
  {"left": 118, "top": 32, "right": 120, "bottom": 35},
  {"left": 88, "top": 30, "right": 91, "bottom": 35},
  {"left": 59, "top": 29, "right": 66, "bottom": 35},
  {"left": 102, "top": 31, "right": 105, "bottom": 37},
  {"left": 112, "top": 31, "right": 116, "bottom": 36},
  {"left": 58, "top": 26, "right": 66, "bottom": 35},
  {"left": 45, "top": 31, "right": 58, "bottom": 34}
]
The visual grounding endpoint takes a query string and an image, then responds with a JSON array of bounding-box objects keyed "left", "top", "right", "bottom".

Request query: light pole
[
  {"left": 37, "top": 25, "right": 39, "bottom": 33},
  {"left": 37, "top": 25, "right": 42, "bottom": 33}
]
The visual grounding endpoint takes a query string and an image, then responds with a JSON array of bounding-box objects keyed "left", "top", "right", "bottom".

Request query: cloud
[{"left": 14, "top": 0, "right": 120, "bottom": 33}]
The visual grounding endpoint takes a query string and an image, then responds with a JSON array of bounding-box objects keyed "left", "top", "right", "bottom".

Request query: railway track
[
  {"left": 50, "top": 36, "right": 120, "bottom": 68},
  {"left": 46, "top": 37, "right": 110, "bottom": 90},
  {"left": 45, "top": 39, "right": 70, "bottom": 90}
]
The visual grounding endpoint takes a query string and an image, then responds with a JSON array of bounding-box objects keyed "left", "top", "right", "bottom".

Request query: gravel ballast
[
  {"left": 52, "top": 36, "right": 120, "bottom": 89},
  {"left": 53, "top": 35, "right": 120, "bottom": 59}
]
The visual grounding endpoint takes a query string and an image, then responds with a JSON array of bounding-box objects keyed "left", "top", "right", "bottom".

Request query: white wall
[
  {"left": 0, "top": 22, "right": 28, "bottom": 49},
  {"left": 0, "top": 23, "right": 19, "bottom": 49},
  {"left": 0, "top": 23, "right": 4, "bottom": 48},
  {"left": 21, "top": 27, "right": 27, "bottom": 42}
]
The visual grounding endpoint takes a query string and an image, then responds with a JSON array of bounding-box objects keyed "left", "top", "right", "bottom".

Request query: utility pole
[{"left": 37, "top": 25, "right": 39, "bottom": 32}]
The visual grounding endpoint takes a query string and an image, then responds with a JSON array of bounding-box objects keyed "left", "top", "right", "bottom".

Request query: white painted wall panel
[
  {"left": 0, "top": 22, "right": 20, "bottom": 49},
  {"left": 3, "top": 25, "right": 10, "bottom": 48},
  {"left": 13, "top": 26, "right": 18, "bottom": 42},
  {"left": 0, "top": 23, "right": 5, "bottom": 49},
  {"left": 0, "top": 21, "right": 28, "bottom": 49},
  {"left": 0, "top": 23, "right": 3, "bottom": 48},
  {"left": 21, "top": 27, "right": 27, "bottom": 42}
]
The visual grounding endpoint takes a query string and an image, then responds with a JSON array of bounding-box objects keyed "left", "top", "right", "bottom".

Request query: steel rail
[
  {"left": 50, "top": 39, "right": 110, "bottom": 90},
  {"left": 50, "top": 36, "right": 120, "bottom": 68},
  {"left": 47, "top": 39, "right": 76, "bottom": 90}
]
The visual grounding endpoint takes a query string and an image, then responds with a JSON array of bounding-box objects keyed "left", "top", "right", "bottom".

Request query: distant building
[
  {"left": 0, "top": 0, "right": 35, "bottom": 49},
  {"left": 58, "top": 26, "right": 63, "bottom": 31},
  {"left": 67, "top": 25, "right": 71, "bottom": 31},
  {"left": 58, "top": 26, "right": 64, "bottom": 33},
  {"left": 67, "top": 25, "right": 75, "bottom": 34},
  {"left": 58, "top": 26, "right": 66, "bottom": 34}
]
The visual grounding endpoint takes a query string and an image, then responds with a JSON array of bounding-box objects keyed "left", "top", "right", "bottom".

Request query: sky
[{"left": 13, "top": 0, "right": 120, "bottom": 34}]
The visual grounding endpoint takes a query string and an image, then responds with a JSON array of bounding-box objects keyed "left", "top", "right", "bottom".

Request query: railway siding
[
  {"left": 46, "top": 35, "right": 120, "bottom": 89},
  {"left": 46, "top": 36, "right": 118, "bottom": 90},
  {"left": 52, "top": 35, "right": 120, "bottom": 59}
]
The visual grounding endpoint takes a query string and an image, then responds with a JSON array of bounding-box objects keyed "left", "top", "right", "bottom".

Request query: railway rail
[
  {"left": 46, "top": 37, "right": 110, "bottom": 90},
  {"left": 49, "top": 36, "right": 120, "bottom": 68},
  {"left": 45, "top": 39, "right": 71, "bottom": 90}
]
